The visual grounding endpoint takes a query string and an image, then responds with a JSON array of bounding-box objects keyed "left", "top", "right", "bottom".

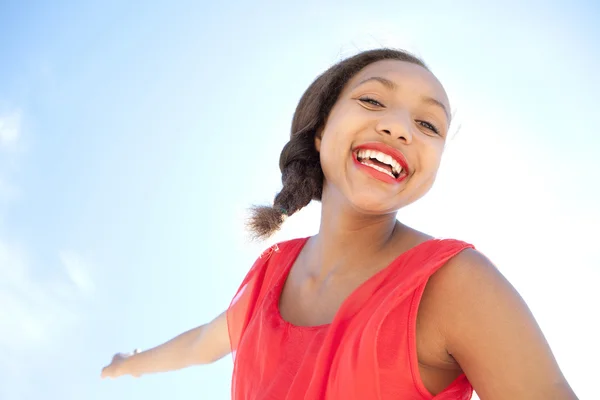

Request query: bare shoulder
[
  {"left": 421, "top": 247, "right": 578, "bottom": 399},
  {"left": 425, "top": 247, "right": 504, "bottom": 300}
]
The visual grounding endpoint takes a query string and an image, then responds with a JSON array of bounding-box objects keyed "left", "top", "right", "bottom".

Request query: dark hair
[{"left": 247, "top": 48, "right": 428, "bottom": 239}]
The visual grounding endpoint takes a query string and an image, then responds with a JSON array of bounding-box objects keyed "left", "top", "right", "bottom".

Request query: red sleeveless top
[{"left": 227, "top": 237, "right": 474, "bottom": 400}]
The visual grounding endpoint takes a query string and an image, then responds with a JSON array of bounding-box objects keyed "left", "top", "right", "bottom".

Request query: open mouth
[{"left": 355, "top": 149, "right": 403, "bottom": 179}]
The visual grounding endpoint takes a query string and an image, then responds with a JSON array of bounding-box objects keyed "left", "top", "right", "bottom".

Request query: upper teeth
[{"left": 356, "top": 149, "right": 403, "bottom": 176}]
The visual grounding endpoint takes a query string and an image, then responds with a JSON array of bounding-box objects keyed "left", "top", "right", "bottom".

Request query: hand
[{"left": 101, "top": 349, "right": 141, "bottom": 379}]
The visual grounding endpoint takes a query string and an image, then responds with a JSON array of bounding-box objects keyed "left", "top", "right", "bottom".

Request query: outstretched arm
[{"left": 101, "top": 310, "right": 230, "bottom": 379}]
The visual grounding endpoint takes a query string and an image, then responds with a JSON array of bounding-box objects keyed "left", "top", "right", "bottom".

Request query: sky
[{"left": 0, "top": 1, "right": 598, "bottom": 399}]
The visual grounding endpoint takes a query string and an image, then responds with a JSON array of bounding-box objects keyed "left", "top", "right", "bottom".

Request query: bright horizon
[{"left": 1, "top": 1, "right": 598, "bottom": 399}]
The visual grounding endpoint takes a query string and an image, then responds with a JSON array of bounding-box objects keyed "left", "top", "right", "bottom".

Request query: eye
[
  {"left": 416, "top": 120, "right": 440, "bottom": 135},
  {"left": 358, "top": 97, "right": 385, "bottom": 108}
]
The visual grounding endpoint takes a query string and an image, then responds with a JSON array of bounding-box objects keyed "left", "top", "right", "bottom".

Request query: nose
[{"left": 375, "top": 110, "right": 413, "bottom": 144}]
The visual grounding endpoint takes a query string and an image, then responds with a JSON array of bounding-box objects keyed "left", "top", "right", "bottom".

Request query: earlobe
[{"left": 314, "top": 130, "right": 322, "bottom": 152}]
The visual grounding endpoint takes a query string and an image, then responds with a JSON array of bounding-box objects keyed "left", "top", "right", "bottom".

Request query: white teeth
[
  {"left": 360, "top": 161, "right": 395, "bottom": 178},
  {"left": 383, "top": 154, "right": 393, "bottom": 166},
  {"left": 392, "top": 161, "right": 402, "bottom": 175},
  {"left": 356, "top": 149, "right": 404, "bottom": 176}
]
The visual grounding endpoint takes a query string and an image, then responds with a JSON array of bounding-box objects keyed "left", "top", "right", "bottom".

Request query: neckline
[{"left": 273, "top": 236, "right": 438, "bottom": 330}]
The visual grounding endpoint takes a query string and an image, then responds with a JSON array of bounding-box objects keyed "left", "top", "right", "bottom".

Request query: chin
[{"left": 347, "top": 194, "right": 403, "bottom": 216}]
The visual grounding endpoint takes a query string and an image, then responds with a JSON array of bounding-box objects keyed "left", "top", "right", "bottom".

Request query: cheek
[
  {"left": 318, "top": 133, "right": 340, "bottom": 180},
  {"left": 416, "top": 145, "right": 445, "bottom": 193},
  {"left": 421, "top": 142, "right": 445, "bottom": 171},
  {"left": 318, "top": 117, "right": 352, "bottom": 178}
]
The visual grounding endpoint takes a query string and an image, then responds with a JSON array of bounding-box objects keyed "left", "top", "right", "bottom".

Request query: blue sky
[{"left": 0, "top": 1, "right": 598, "bottom": 399}]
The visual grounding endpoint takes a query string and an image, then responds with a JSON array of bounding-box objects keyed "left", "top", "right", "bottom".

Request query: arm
[
  {"left": 101, "top": 310, "right": 231, "bottom": 378},
  {"left": 430, "top": 249, "right": 577, "bottom": 399}
]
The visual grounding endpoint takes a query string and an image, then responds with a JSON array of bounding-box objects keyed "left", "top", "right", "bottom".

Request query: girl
[{"left": 101, "top": 49, "right": 577, "bottom": 399}]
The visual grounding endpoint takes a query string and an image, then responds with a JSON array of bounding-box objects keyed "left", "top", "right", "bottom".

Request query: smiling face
[{"left": 315, "top": 59, "right": 451, "bottom": 214}]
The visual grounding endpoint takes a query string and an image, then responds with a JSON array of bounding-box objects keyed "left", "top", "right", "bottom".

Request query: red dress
[{"left": 227, "top": 237, "right": 474, "bottom": 400}]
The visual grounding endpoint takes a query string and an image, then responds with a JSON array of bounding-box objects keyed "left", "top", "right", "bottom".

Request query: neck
[{"left": 308, "top": 186, "right": 402, "bottom": 279}]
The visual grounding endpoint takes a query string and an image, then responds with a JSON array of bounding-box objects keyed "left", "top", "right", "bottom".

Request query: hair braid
[{"left": 247, "top": 132, "right": 323, "bottom": 240}]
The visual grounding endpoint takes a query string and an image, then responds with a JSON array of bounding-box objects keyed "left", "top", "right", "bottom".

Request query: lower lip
[{"left": 352, "top": 153, "right": 407, "bottom": 184}]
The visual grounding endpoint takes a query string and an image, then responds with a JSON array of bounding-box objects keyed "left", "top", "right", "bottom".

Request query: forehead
[{"left": 346, "top": 59, "right": 450, "bottom": 108}]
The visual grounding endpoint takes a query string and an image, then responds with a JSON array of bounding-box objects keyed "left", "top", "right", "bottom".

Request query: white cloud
[
  {"left": 0, "top": 110, "right": 22, "bottom": 151},
  {"left": 0, "top": 243, "right": 94, "bottom": 353},
  {"left": 0, "top": 107, "right": 92, "bottom": 399},
  {"left": 0, "top": 241, "right": 95, "bottom": 400},
  {"left": 59, "top": 250, "right": 95, "bottom": 296},
  {"left": 0, "top": 238, "right": 96, "bottom": 400},
  {"left": 0, "top": 241, "right": 57, "bottom": 352}
]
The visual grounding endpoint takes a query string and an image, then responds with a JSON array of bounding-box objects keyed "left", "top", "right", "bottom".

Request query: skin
[{"left": 102, "top": 60, "right": 577, "bottom": 399}]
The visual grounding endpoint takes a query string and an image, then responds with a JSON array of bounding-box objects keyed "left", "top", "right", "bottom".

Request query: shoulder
[
  {"left": 253, "top": 236, "right": 309, "bottom": 260},
  {"left": 425, "top": 246, "right": 517, "bottom": 322},
  {"left": 423, "top": 247, "right": 511, "bottom": 333},
  {"left": 267, "top": 236, "right": 310, "bottom": 253},
  {"left": 429, "top": 246, "right": 496, "bottom": 287},
  {"left": 415, "top": 246, "right": 494, "bottom": 357},
  {"left": 422, "top": 247, "right": 577, "bottom": 398},
  {"left": 247, "top": 236, "right": 310, "bottom": 283},
  {"left": 395, "top": 226, "right": 474, "bottom": 260}
]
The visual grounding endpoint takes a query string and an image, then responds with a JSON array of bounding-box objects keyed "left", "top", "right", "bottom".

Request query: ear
[{"left": 314, "top": 129, "right": 323, "bottom": 152}]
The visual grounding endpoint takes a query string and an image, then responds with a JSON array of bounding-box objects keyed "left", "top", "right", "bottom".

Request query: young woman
[{"left": 101, "top": 49, "right": 577, "bottom": 399}]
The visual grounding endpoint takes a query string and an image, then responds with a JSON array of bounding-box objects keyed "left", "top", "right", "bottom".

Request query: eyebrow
[
  {"left": 354, "top": 76, "right": 398, "bottom": 91},
  {"left": 353, "top": 76, "right": 450, "bottom": 120}
]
